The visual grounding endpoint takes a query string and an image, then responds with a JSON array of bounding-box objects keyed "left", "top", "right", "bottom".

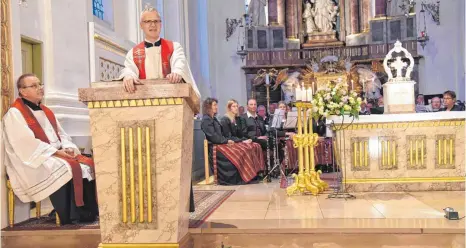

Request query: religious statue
[
  {"left": 303, "top": 2, "right": 317, "bottom": 35},
  {"left": 310, "top": 0, "right": 339, "bottom": 33},
  {"left": 247, "top": 0, "right": 267, "bottom": 26}
]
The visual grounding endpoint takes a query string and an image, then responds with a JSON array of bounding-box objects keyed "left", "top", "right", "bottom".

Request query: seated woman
[
  {"left": 201, "top": 98, "right": 264, "bottom": 185},
  {"left": 220, "top": 99, "right": 250, "bottom": 142}
]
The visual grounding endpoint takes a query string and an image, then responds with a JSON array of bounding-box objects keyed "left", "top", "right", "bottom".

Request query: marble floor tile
[
  {"left": 227, "top": 189, "right": 274, "bottom": 202},
  {"left": 198, "top": 218, "right": 464, "bottom": 230},
  {"left": 408, "top": 191, "right": 465, "bottom": 216},
  {"left": 321, "top": 206, "right": 385, "bottom": 218},
  {"left": 207, "top": 209, "right": 267, "bottom": 220},
  {"left": 215, "top": 201, "right": 270, "bottom": 211},
  {"left": 265, "top": 207, "right": 324, "bottom": 219}
]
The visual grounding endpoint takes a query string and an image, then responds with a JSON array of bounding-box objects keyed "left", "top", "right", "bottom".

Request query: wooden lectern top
[{"left": 78, "top": 79, "right": 200, "bottom": 113}]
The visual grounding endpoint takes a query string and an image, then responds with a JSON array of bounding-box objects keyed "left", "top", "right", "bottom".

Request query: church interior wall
[
  {"left": 186, "top": 0, "right": 212, "bottom": 101},
  {"left": 417, "top": 0, "right": 465, "bottom": 100},
  {"left": 195, "top": 0, "right": 248, "bottom": 114}
]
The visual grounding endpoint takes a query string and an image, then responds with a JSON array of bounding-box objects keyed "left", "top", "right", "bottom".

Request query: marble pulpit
[{"left": 78, "top": 79, "right": 199, "bottom": 248}]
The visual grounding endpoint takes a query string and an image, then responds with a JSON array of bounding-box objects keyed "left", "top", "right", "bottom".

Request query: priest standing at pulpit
[
  {"left": 118, "top": 4, "right": 198, "bottom": 212},
  {"left": 118, "top": 4, "right": 200, "bottom": 97}
]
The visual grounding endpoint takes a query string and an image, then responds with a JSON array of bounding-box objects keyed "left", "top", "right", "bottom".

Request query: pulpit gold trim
[
  {"left": 120, "top": 124, "right": 155, "bottom": 224},
  {"left": 86, "top": 98, "right": 184, "bottom": 108},
  {"left": 120, "top": 128, "right": 127, "bottom": 223},
  {"left": 137, "top": 127, "right": 144, "bottom": 222},
  {"left": 129, "top": 128, "right": 136, "bottom": 223},
  {"left": 145, "top": 127, "right": 153, "bottom": 223}
]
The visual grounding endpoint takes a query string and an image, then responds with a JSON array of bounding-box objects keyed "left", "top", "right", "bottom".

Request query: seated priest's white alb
[
  {"left": 3, "top": 74, "right": 98, "bottom": 224},
  {"left": 118, "top": 4, "right": 200, "bottom": 97},
  {"left": 382, "top": 40, "right": 416, "bottom": 114}
]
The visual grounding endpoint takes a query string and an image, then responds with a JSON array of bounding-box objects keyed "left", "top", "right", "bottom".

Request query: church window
[{"left": 93, "top": 0, "right": 104, "bottom": 20}]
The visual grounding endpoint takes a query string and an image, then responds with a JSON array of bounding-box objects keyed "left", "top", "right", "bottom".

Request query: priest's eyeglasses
[
  {"left": 22, "top": 83, "right": 44, "bottom": 90},
  {"left": 142, "top": 20, "right": 162, "bottom": 25}
]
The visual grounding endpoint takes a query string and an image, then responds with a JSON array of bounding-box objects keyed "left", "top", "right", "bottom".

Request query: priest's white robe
[
  {"left": 3, "top": 107, "right": 94, "bottom": 203},
  {"left": 119, "top": 40, "right": 201, "bottom": 97}
]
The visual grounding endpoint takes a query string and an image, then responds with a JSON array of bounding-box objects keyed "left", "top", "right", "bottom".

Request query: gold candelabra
[{"left": 286, "top": 102, "right": 329, "bottom": 196}]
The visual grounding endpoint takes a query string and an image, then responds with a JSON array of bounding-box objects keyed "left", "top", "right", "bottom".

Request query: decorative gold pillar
[{"left": 1, "top": 0, "right": 14, "bottom": 116}]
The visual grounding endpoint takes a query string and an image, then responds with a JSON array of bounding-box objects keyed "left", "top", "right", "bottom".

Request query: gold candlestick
[
  {"left": 303, "top": 105, "right": 320, "bottom": 194},
  {"left": 287, "top": 102, "right": 320, "bottom": 196},
  {"left": 307, "top": 103, "right": 328, "bottom": 191}
]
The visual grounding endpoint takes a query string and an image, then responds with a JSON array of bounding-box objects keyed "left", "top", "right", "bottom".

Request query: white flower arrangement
[{"left": 311, "top": 80, "right": 363, "bottom": 120}]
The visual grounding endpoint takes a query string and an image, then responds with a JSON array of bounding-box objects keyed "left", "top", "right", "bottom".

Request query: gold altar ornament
[{"left": 287, "top": 102, "right": 328, "bottom": 196}]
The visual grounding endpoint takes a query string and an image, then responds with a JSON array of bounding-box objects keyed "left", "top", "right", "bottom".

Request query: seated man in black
[
  {"left": 240, "top": 99, "right": 271, "bottom": 149},
  {"left": 240, "top": 99, "right": 294, "bottom": 176}
]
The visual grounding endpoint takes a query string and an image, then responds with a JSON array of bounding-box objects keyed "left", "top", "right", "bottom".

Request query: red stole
[
  {"left": 132, "top": 38, "right": 174, "bottom": 79},
  {"left": 11, "top": 98, "right": 94, "bottom": 207}
]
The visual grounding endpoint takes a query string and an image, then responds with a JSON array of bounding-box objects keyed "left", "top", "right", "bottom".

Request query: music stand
[
  {"left": 283, "top": 111, "right": 298, "bottom": 129},
  {"left": 270, "top": 109, "right": 286, "bottom": 129}
]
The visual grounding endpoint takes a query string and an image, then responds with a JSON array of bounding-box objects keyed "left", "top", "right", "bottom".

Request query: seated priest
[
  {"left": 3, "top": 74, "right": 98, "bottom": 225},
  {"left": 201, "top": 98, "right": 264, "bottom": 185}
]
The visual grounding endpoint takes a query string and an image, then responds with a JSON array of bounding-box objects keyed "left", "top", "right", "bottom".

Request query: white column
[
  {"left": 463, "top": 0, "right": 466, "bottom": 101},
  {"left": 162, "top": 0, "right": 185, "bottom": 46}
]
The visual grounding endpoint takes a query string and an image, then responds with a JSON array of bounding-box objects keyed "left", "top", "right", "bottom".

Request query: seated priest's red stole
[{"left": 12, "top": 98, "right": 95, "bottom": 207}]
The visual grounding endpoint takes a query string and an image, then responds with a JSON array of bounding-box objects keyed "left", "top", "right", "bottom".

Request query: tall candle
[
  {"left": 295, "top": 87, "right": 302, "bottom": 101},
  {"left": 301, "top": 86, "right": 307, "bottom": 102},
  {"left": 312, "top": 81, "right": 315, "bottom": 92},
  {"left": 351, "top": 80, "right": 354, "bottom": 90},
  {"left": 306, "top": 87, "right": 313, "bottom": 102},
  {"left": 265, "top": 74, "right": 270, "bottom": 85}
]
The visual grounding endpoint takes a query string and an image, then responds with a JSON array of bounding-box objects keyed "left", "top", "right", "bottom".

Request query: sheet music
[
  {"left": 284, "top": 111, "right": 298, "bottom": 129},
  {"left": 270, "top": 109, "right": 286, "bottom": 129}
]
